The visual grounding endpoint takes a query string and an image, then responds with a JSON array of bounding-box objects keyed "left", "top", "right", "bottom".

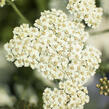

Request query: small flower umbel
[
  {"left": 0, "top": 0, "right": 5, "bottom": 7},
  {"left": 67, "top": 0, "right": 103, "bottom": 28},
  {"left": 43, "top": 80, "right": 89, "bottom": 109},
  {"left": 96, "top": 77, "right": 109, "bottom": 96},
  {"left": 0, "top": 0, "right": 14, "bottom": 7}
]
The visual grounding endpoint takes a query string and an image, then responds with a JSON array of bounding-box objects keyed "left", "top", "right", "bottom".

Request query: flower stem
[{"left": 6, "top": 0, "right": 31, "bottom": 24}]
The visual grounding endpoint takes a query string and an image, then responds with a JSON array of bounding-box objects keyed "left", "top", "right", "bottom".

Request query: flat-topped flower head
[
  {"left": 43, "top": 80, "right": 89, "bottom": 109},
  {"left": 67, "top": 0, "right": 103, "bottom": 28},
  {"left": 34, "top": 9, "right": 89, "bottom": 82},
  {"left": 4, "top": 9, "right": 101, "bottom": 85}
]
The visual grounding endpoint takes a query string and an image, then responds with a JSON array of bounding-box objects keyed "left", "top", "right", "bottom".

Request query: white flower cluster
[
  {"left": 4, "top": 24, "right": 39, "bottom": 69},
  {"left": 67, "top": 0, "right": 103, "bottom": 28},
  {"left": 0, "top": 0, "right": 15, "bottom": 7},
  {"left": 4, "top": 5, "right": 102, "bottom": 109},
  {"left": 43, "top": 80, "right": 89, "bottom": 109},
  {"left": 4, "top": 9, "right": 101, "bottom": 85}
]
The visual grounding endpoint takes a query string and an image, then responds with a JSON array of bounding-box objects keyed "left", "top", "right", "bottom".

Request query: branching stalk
[
  {"left": 6, "top": 0, "right": 31, "bottom": 24},
  {"left": 90, "top": 29, "right": 109, "bottom": 36}
]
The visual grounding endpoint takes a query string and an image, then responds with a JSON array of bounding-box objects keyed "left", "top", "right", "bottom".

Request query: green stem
[
  {"left": 6, "top": 0, "right": 30, "bottom": 24},
  {"left": 90, "top": 29, "right": 109, "bottom": 36},
  {"left": 97, "top": 63, "right": 109, "bottom": 77}
]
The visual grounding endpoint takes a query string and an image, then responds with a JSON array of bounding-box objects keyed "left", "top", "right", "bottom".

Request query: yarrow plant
[{"left": 4, "top": 0, "right": 103, "bottom": 108}]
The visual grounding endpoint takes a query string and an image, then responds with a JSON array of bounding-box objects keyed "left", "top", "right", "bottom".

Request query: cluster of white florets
[
  {"left": 0, "top": 0, "right": 15, "bottom": 7},
  {"left": 4, "top": 1, "right": 102, "bottom": 108},
  {"left": 4, "top": 9, "right": 101, "bottom": 86},
  {"left": 67, "top": 0, "right": 103, "bottom": 28},
  {"left": 43, "top": 80, "right": 89, "bottom": 109},
  {"left": 4, "top": 24, "right": 40, "bottom": 69}
]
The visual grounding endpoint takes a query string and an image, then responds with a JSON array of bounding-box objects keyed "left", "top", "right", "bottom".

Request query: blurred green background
[{"left": 0, "top": 0, "right": 50, "bottom": 43}]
